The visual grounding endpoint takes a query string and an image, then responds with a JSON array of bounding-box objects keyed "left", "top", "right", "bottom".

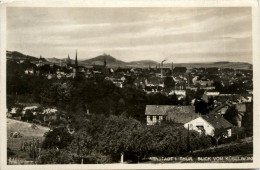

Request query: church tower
[
  {"left": 73, "top": 50, "right": 78, "bottom": 78},
  {"left": 67, "top": 54, "right": 71, "bottom": 66},
  {"left": 75, "top": 50, "right": 78, "bottom": 68},
  {"left": 104, "top": 57, "right": 107, "bottom": 67},
  {"left": 172, "top": 62, "right": 174, "bottom": 76}
]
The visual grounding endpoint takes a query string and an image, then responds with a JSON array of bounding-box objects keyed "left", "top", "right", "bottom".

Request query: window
[
  {"left": 163, "top": 116, "right": 166, "bottom": 121},
  {"left": 196, "top": 125, "right": 204, "bottom": 130},
  {"left": 153, "top": 116, "right": 156, "bottom": 122}
]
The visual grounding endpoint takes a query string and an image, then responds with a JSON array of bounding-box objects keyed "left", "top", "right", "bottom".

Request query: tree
[
  {"left": 164, "top": 76, "right": 175, "bottom": 89},
  {"left": 194, "top": 100, "right": 208, "bottom": 114},
  {"left": 24, "top": 109, "right": 34, "bottom": 122},
  {"left": 37, "top": 148, "right": 74, "bottom": 164},
  {"left": 224, "top": 106, "right": 239, "bottom": 126},
  {"left": 41, "top": 127, "right": 74, "bottom": 150},
  {"left": 98, "top": 115, "right": 139, "bottom": 163},
  {"left": 214, "top": 126, "right": 228, "bottom": 146},
  {"left": 130, "top": 124, "right": 154, "bottom": 162},
  {"left": 151, "top": 124, "right": 192, "bottom": 157},
  {"left": 208, "top": 97, "right": 214, "bottom": 107},
  {"left": 169, "top": 93, "right": 178, "bottom": 105},
  {"left": 242, "top": 103, "right": 253, "bottom": 136}
]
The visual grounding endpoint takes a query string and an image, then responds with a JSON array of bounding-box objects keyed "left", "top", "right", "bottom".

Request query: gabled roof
[
  {"left": 134, "top": 77, "right": 145, "bottom": 84},
  {"left": 146, "top": 77, "right": 163, "bottom": 85},
  {"left": 202, "top": 114, "right": 233, "bottom": 129},
  {"left": 166, "top": 106, "right": 198, "bottom": 124},
  {"left": 145, "top": 105, "right": 198, "bottom": 124},
  {"left": 210, "top": 100, "right": 232, "bottom": 114}
]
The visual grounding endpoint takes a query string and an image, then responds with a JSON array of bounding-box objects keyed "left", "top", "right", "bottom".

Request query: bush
[
  {"left": 85, "top": 151, "right": 112, "bottom": 164},
  {"left": 37, "top": 149, "right": 75, "bottom": 164},
  {"left": 41, "top": 127, "right": 74, "bottom": 149}
]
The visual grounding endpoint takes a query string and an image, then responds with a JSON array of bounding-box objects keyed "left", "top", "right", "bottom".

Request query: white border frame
[{"left": 0, "top": 1, "right": 259, "bottom": 169}]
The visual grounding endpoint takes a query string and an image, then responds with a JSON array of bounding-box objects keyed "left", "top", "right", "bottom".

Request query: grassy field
[{"left": 7, "top": 118, "right": 49, "bottom": 161}]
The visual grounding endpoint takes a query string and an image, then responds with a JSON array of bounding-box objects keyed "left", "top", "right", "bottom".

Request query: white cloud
[{"left": 7, "top": 7, "right": 252, "bottom": 63}]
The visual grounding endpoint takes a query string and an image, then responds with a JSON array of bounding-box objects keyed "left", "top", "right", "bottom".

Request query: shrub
[{"left": 37, "top": 148, "right": 75, "bottom": 164}]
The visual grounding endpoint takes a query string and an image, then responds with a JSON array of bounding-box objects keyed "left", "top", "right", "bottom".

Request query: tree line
[{"left": 39, "top": 114, "right": 212, "bottom": 164}]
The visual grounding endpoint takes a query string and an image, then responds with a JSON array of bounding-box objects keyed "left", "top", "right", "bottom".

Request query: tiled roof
[
  {"left": 210, "top": 101, "right": 232, "bottom": 114},
  {"left": 146, "top": 77, "right": 163, "bottom": 85},
  {"left": 236, "top": 103, "right": 246, "bottom": 112},
  {"left": 145, "top": 105, "right": 198, "bottom": 124},
  {"left": 134, "top": 77, "right": 145, "bottom": 84},
  {"left": 202, "top": 114, "right": 233, "bottom": 129}
]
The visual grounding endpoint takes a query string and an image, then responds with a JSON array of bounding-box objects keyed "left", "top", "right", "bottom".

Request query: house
[
  {"left": 193, "top": 78, "right": 213, "bottom": 87},
  {"left": 200, "top": 86, "right": 215, "bottom": 90},
  {"left": 145, "top": 77, "right": 164, "bottom": 87},
  {"left": 205, "top": 91, "right": 220, "bottom": 96},
  {"left": 186, "top": 86, "right": 198, "bottom": 91},
  {"left": 237, "top": 95, "right": 253, "bottom": 103},
  {"left": 134, "top": 77, "right": 146, "bottom": 87},
  {"left": 145, "top": 85, "right": 164, "bottom": 93},
  {"left": 22, "top": 106, "right": 39, "bottom": 115},
  {"left": 42, "top": 108, "right": 58, "bottom": 115},
  {"left": 47, "top": 73, "right": 53, "bottom": 79},
  {"left": 145, "top": 105, "right": 198, "bottom": 125},
  {"left": 113, "top": 79, "right": 124, "bottom": 88},
  {"left": 210, "top": 100, "right": 232, "bottom": 116},
  {"left": 169, "top": 90, "right": 186, "bottom": 97},
  {"left": 235, "top": 103, "right": 246, "bottom": 127},
  {"left": 184, "top": 114, "right": 233, "bottom": 137},
  {"left": 25, "top": 68, "right": 34, "bottom": 75}
]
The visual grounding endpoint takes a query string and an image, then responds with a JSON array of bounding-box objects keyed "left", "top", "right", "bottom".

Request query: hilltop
[
  {"left": 80, "top": 53, "right": 126, "bottom": 67},
  {"left": 6, "top": 51, "right": 252, "bottom": 69}
]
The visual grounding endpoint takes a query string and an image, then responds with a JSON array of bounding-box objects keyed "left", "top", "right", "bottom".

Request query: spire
[
  {"left": 39, "top": 55, "right": 42, "bottom": 64},
  {"left": 75, "top": 50, "right": 78, "bottom": 68},
  {"left": 104, "top": 57, "right": 107, "bottom": 67},
  {"left": 67, "top": 54, "right": 71, "bottom": 65}
]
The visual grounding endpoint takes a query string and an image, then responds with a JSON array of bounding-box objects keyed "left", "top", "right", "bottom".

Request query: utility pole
[{"left": 187, "top": 124, "right": 191, "bottom": 154}]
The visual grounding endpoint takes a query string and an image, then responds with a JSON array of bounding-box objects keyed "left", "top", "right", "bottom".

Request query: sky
[{"left": 7, "top": 7, "right": 252, "bottom": 63}]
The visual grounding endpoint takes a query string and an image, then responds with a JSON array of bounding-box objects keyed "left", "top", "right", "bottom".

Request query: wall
[{"left": 184, "top": 117, "right": 214, "bottom": 136}]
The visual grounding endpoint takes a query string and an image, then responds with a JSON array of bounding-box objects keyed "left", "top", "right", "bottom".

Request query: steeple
[
  {"left": 75, "top": 50, "right": 78, "bottom": 68},
  {"left": 39, "top": 55, "right": 43, "bottom": 64},
  {"left": 67, "top": 54, "right": 71, "bottom": 65},
  {"left": 172, "top": 62, "right": 174, "bottom": 76},
  {"left": 104, "top": 57, "right": 107, "bottom": 67}
]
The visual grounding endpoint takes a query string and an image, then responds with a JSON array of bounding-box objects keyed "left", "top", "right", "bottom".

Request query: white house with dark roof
[
  {"left": 184, "top": 114, "right": 233, "bottom": 137},
  {"left": 145, "top": 105, "right": 233, "bottom": 137}
]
